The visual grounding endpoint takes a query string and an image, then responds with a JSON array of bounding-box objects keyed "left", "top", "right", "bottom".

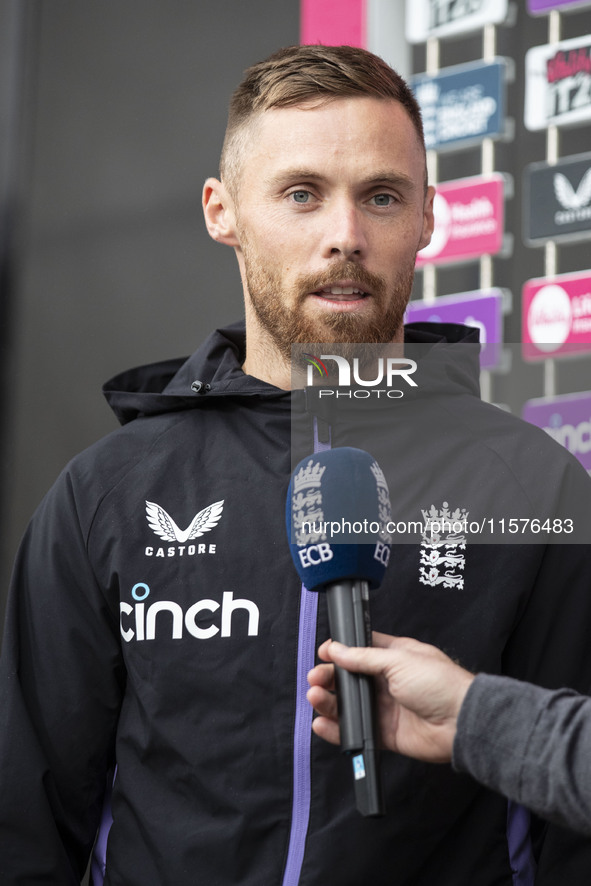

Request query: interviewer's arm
[
  {"left": 307, "top": 634, "right": 591, "bottom": 835},
  {"left": 453, "top": 672, "right": 591, "bottom": 835}
]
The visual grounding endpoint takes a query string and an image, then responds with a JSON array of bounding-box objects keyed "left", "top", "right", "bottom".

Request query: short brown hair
[{"left": 220, "top": 44, "right": 426, "bottom": 194}]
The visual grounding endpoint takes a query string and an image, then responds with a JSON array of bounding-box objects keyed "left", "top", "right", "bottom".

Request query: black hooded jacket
[{"left": 1, "top": 321, "right": 591, "bottom": 885}]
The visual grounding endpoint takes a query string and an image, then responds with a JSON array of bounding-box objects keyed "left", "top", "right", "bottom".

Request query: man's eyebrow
[
  {"left": 267, "top": 169, "right": 418, "bottom": 190},
  {"left": 358, "top": 171, "right": 417, "bottom": 190},
  {"left": 267, "top": 169, "right": 325, "bottom": 187}
]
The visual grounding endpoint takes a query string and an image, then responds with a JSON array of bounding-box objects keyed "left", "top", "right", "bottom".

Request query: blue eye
[
  {"left": 372, "top": 194, "right": 393, "bottom": 206},
  {"left": 291, "top": 190, "right": 310, "bottom": 203}
]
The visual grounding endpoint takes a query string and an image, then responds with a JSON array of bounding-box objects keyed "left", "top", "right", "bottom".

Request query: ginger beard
[{"left": 241, "top": 237, "right": 416, "bottom": 361}]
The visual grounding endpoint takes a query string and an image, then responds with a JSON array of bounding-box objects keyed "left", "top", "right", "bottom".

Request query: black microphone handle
[{"left": 325, "top": 580, "right": 385, "bottom": 817}]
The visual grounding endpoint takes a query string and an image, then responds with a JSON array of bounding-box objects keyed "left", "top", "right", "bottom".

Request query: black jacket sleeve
[{"left": 0, "top": 468, "right": 125, "bottom": 884}]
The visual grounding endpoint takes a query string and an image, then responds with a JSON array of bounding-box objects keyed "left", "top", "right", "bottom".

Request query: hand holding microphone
[
  {"left": 308, "top": 633, "right": 474, "bottom": 764},
  {"left": 286, "top": 447, "right": 392, "bottom": 817}
]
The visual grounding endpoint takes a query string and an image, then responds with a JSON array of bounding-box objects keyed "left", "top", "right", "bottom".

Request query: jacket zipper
[{"left": 281, "top": 418, "right": 331, "bottom": 886}]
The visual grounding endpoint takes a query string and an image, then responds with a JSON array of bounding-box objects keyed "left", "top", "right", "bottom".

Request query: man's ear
[
  {"left": 202, "top": 177, "right": 240, "bottom": 247},
  {"left": 418, "top": 185, "right": 436, "bottom": 251}
]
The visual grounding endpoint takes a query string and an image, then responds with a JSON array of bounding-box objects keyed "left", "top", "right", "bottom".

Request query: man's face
[{"left": 226, "top": 97, "right": 434, "bottom": 360}]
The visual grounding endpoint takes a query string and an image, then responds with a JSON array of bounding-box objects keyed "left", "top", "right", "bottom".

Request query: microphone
[{"left": 286, "top": 447, "right": 392, "bottom": 817}]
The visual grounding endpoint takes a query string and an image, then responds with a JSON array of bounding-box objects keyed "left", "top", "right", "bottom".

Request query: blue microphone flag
[{"left": 286, "top": 447, "right": 392, "bottom": 592}]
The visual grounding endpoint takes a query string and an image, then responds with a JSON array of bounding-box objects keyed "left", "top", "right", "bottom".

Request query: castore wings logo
[{"left": 146, "top": 499, "right": 224, "bottom": 543}]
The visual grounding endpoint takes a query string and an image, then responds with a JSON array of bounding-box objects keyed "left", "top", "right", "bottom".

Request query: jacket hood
[{"left": 103, "top": 320, "right": 481, "bottom": 426}]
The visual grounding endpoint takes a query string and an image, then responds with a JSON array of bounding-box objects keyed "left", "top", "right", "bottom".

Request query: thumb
[{"left": 325, "top": 640, "right": 395, "bottom": 677}]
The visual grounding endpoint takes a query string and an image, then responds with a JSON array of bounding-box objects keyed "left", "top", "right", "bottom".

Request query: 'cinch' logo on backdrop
[{"left": 523, "top": 392, "right": 591, "bottom": 474}]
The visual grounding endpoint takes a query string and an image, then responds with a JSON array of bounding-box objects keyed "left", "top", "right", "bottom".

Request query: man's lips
[{"left": 310, "top": 283, "right": 370, "bottom": 303}]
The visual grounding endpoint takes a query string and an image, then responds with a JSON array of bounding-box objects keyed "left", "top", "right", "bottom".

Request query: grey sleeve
[{"left": 452, "top": 673, "right": 591, "bottom": 835}]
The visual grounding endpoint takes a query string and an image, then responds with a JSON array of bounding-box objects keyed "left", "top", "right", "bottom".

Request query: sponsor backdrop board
[
  {"left": 522, "top": 270, "right": 591, "bottom": 360},
  {"left": 412, "top": 60, "right": 508, "bottom": 152},
  {"left": 528, "top": 0, "right": 591, "bottom": 12},
  {"left": 405, "top": 0, "right": 509, "bottom": 43},
  {"left": 300, "top": 0, "right": 365, "bottom": 45},
  {"left": 300, "top": 0, "right": 412, "bottom": 79},
  {"left": 524, "top": 152, "right": 591, "bottom": 244},
  {"left": 525, "top": 35, "right": 591, "bottom": 131},
  {"left": 406, "top": 289, "right": 504, "bottom": 369},
  {"left": 416, "top": 174, "right": 506, "bottom": 267},
  {"left": 523, "top": 391, "right": 591, "bottom": 474}
]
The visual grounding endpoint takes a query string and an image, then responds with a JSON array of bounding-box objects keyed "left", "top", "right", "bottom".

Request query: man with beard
[
  {"left": 1, "top": 45, "right": 591, "bottom": 886},
  {"left": 202, "top": 46, "right": 432, "bottom": 388}
]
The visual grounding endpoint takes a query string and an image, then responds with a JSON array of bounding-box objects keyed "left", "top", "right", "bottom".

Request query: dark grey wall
[
  {"left": 1, "top": 0, "right": 299, "bottom": 614},
  {"left": 0, "top": 0, "right": 23, "bottom": 593}
]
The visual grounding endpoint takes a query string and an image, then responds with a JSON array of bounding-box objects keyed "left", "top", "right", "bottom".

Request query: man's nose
[{"left": 322, "top": 202, "right": 367, "bottom": 260}]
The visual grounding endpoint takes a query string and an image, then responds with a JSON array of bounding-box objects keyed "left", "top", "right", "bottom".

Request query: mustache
[{"left": 295, "top": 263, "right": 386, "bottom": 298}]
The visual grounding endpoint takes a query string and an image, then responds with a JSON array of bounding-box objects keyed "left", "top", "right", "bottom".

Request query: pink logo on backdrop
[
  {"left": 416, "top": 175, "right": 505, "bottom": 267},
  {"left": 522, "top": 270, "right": 591, "bottom": 360}
]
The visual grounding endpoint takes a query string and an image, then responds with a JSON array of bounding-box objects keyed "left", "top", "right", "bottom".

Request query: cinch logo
[
  {"left": 306, "top": 354, "right": 418, "bottom": 400},
  {"left": 145, "top": 499, "right": 223, "bottom": 558},
  {"left": 545, "top": 414, "right": 591, "bottom": 457},
  {"left": 120, "top": 583, "right": 260, "bottom": 642}
]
